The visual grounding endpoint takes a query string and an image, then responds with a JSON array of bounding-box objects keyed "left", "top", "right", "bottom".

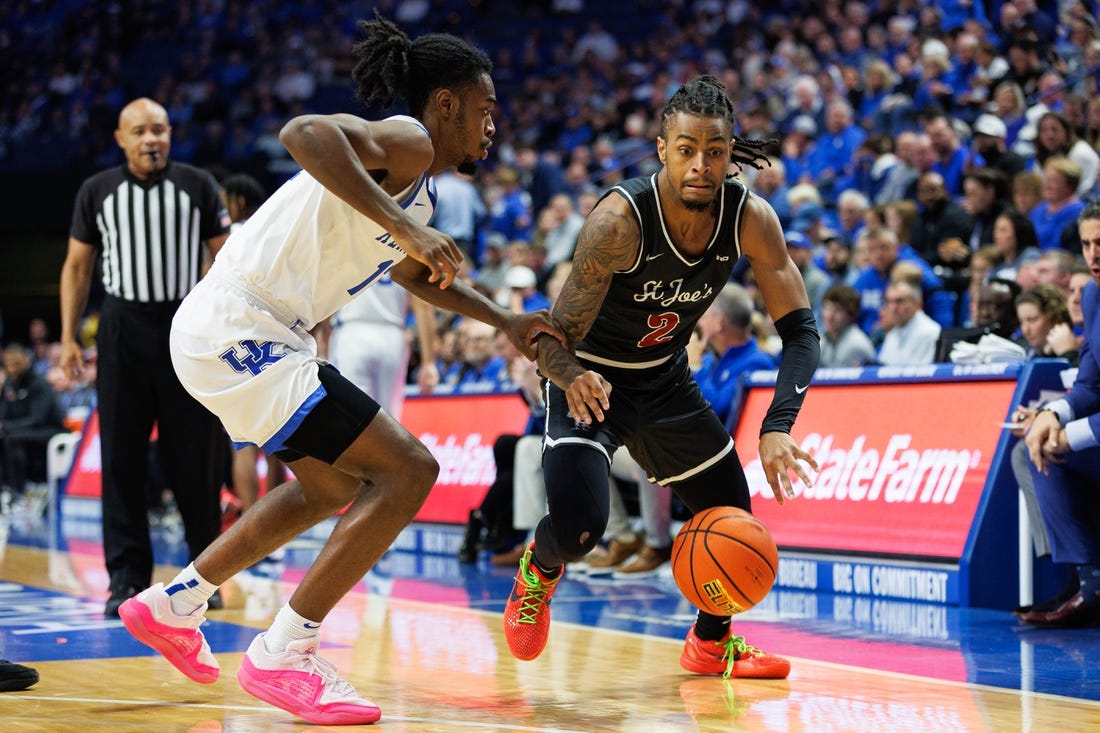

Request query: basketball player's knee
[
  {"left": 405, "top": 442, "right": 439, "bottom": 499},
  {"left": 559, "top": 525, "right": 601, "bottom": 560},
  {"left": 547, "top": 496, "right": 607, "bottom": 561}
]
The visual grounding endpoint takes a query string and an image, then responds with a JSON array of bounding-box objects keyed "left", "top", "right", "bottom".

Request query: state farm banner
[
  {"left": 402, "top": 392, "right": 531, "bottom": 523},
  {"left": 736, "top": 379, "right": 1017, "bottom": 559},
  {"left": 65, "top": 393, "right": 530, "bottom": 525}
]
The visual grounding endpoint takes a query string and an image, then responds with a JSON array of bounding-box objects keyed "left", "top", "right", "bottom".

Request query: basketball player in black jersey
[{"left": 503, "top": 75, "right": 821, "bottom": 679}]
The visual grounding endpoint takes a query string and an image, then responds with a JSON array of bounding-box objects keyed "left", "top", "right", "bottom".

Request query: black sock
[
  {"left": 1077, "top": 563, "right": 1100, "bottom": 599},
  {"left": 694, "top": 611, "right": 732, "bottom": 641},
  {"left": 533, "top": 551, "right": 562, "bottom": 579}
]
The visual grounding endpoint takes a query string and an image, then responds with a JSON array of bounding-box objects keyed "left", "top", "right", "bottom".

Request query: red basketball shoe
[
  {"left": 680, "top": 624, "right": 790, "bottom": 679},
  {"left": 503, "top": 543, "right": 562, "bottom": 661}
]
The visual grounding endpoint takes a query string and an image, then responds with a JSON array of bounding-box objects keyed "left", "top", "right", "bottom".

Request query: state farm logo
[
  {"left": 746, "top": 433, "right": 982, "bottom": 504},
  {"left": 418, "top": 432, "right": 497, "bottom": 486}
]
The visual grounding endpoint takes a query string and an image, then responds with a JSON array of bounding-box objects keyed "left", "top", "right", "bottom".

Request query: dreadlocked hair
[
  {"left": 351, "top": 10, "right": 492, "bottom": 117},
  {"left": 661, "top": 74, "right": 776, "bottom": 172}
]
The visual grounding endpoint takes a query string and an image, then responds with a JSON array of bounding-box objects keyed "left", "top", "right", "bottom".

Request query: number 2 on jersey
[{"left": 637, "top": 311, "right": 681, "bottom": 347}]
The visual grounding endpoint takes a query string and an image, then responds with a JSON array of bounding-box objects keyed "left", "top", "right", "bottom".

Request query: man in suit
[{"left": 1020, "top": 200, "right": 1100, "bottom": 628}]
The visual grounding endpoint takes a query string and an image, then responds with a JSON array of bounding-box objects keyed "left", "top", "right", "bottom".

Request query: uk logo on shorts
[{"left": 219, "top": 340, "right": 285, "bottom": 376}]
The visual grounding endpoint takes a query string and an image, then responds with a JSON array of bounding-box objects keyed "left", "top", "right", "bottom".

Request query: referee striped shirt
[{"left": 70, "top": 162, "right": 230, "bottom": 302}]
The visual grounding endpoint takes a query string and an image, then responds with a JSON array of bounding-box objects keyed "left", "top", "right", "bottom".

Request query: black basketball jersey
[{"left": 576, "top": 173, "right": 748, "bottom": 368}]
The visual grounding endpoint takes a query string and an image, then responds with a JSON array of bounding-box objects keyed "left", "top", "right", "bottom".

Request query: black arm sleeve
[{"left": 760, "top": 307, "right": 820, "bottom": 436}]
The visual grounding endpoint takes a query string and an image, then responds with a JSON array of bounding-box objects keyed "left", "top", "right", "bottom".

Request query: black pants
[
  {"left": 97, "top": 296, "right": 226, "bottom": 593},
  {"left": 0, "top": 427, "right": 63, "bottom": 493}
]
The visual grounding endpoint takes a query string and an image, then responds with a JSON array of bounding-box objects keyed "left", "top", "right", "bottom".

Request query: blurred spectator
[
  {"left": 1012, "top": 170, "right": 1045, "bottom": 216},
  {"left": 536, "top": 193, "right": 584, "bottom": 267},
  {"left": 852, "top": 225, "right": 953, "bottom": 334},
  {"left": 782, "top": 75, "right": 826, "bottom": 137},
  {"left": 780, "top": 114, "right": 818, "bottom": 188},
  {"left": 1015, "top": 284, "right": 1073, "bottom": 359},
  {"left": 875, "top": 130, "right": 920, "bottom": 205},
  {"left": 503, "top": 265, "right": 551, "bottom": 314},
  {"left": 971, "top": 114, "right": 1027, "bottom": 178},
  {"left": 0, "top": 343, "right": 66, "bottom": 506},
  {"left": 1000, "top": 38, "right": 1048, "bottom": 100},
  {"left": 807, "top": 100, "right": 866, "bottom": 203},
  {"left": 785, "top": 231, "right": 829, "bottom": 324},
  {"left": 1034, "top": 249, "right": 1077, "bottom": 294},
  {"left": 1029, "top": 156, "right": 1086, "bottom": 250},
  {"left": 750, "top": 158, "right": 791, "bottom": 227},
  {"left": 26, "top": 318, "right": 54, "bottom": 376},
  {"left": 1045, "top": 267, "right": 1092, "bottom": 363},
  {"left": 513, "top": 144, "right": 570, "bottom": 217},
  {"left": 819, "top": 285, "right": 877, "bottom": 367},
  {"left": 976, "top": 278, "right": 1024, "bottom": 339},
  {"left": 693, "top": 284, "right": 776, "bottom": 424},
  {"left": 822, "top": 229, "right": 859, "bottom": 287},
  {"left": 834, "top": 189, "right": 870, "bottom": 246},
  {"left": 488, "top": 166, "right": 534, "bottom": 243},
  {"left": 910, "top": 171, "right": 975, "bottom": 278},
  {"left": 1031, "top": 111, "right": 1100, "bottom": 198},
  {"left": 475, "top": 233, "right": 511, "bottom": 296},
  {"left": 963, "top": 167, "right": 1011, "bottom": 253},
  {"left": 903, "top": 132, "right": 940, "bottom": 201},
  {"left": 432, "top": 170, "right": 486, "bottom": 264},
  {"left": 989, "top": 207, "right": 1042, "bottom": 282},
  {"left": 992, "top": 80, "right": 1030, "bottom": 147},
  {"left": 877, "top": 280, "right": 943, "bottom": 366},
  {"left": 442, "top": 319, "right": 510, "bottom": 392},
  {"left": 924, "top": 112, "right": 975, "bottom": 197}
]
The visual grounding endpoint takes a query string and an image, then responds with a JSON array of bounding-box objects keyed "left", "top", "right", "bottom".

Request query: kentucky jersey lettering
[
  {"left": 577, "top": 174, "right": 748, "bottom": 367},
  {"left": 219, "top": 340, "right": 285, "bottom": 376}
]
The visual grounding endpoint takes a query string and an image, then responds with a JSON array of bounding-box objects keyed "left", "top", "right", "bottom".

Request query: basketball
[{"left": 671, "top": 506, "right": 778, "bottom": 616}]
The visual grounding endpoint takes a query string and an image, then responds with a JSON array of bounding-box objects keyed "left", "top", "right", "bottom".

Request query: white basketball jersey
[
  {"left": 210, "top": 115, "right": 436, "bottom": 330},
  {"left": 331, "top": 274, "right": 409, "bottom": 329}
]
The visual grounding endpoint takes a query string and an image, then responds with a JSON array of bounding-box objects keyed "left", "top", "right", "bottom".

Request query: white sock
[
  {"left": 264, "top": 604, "right": 322, "bottom": 654},
  {"left": 165, "top": 563, "right": 219, "bottom": 616}
]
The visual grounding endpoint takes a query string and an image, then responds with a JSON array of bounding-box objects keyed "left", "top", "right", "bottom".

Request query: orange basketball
[{"left": 671, "top": 506, "right": 778, "bottom": 616}]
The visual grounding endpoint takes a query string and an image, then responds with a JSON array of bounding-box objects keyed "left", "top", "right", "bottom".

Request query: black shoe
[
  {"left": 457, "top": 510, "right": 484, "bottom": 564},
  {"left": 1020, "top": 590, "right": 1100, "bottom": 628},
  {"left": 207, "top": 588, "right": 224, "bottom": 610},
  {"left": 0, "top": 660, "right": 38, "bottom": 692},
  {"left": 104, "top": 585, "right": 142, "bottom": 618},
  {"left": 1013, "top": 573, "right": 1080, "bottom": 616}
]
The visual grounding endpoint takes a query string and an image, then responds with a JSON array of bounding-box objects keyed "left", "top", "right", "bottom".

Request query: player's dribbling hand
[
  {"left": 758, "top": 431, "right": 818, "bottom": 506},
  {"left": 565, "top": 370, "right": 612, "bottom": 425}
]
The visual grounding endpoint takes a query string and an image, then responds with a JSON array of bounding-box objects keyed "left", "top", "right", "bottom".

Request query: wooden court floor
[{"left": 1, "top": 502, "right": 1099, "bottom": 732}]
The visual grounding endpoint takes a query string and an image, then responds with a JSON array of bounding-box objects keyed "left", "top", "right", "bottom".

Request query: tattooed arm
[{"left": 536, "top": 192, "right": 640, "bottom": 424}]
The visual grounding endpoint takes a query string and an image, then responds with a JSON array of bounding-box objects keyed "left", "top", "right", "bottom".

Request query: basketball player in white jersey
[
  {"left": 327, "top": 276, "right": 438, "bottom": 421},
  {"left": 117, "top": 14, "right": 561, "bottom": 726}
]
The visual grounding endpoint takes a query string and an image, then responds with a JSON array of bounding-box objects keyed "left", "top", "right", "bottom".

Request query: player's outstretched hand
[
  {"left": 565, "top": 370, "right": 612, "bottom": 425},
  {"left": 758, "top": 432, "right": 818, "bottom": 505}
]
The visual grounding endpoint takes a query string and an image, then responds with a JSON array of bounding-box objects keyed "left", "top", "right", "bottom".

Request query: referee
[{"left": 59, "top": 97, "right": 231, "bottom": 617}]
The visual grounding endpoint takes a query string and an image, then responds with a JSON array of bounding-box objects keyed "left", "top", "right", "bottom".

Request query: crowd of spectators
[{"left": 4, "top": 0, "right": 1100, "bottom": 411}]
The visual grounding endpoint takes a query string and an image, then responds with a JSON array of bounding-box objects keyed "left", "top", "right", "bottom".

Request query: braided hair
[
  {"left": 661, "top": 74, "right": 775, "bottom": 172},
  {"left": 351, "top": 11, "right": 492, "bottom": 118}
]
